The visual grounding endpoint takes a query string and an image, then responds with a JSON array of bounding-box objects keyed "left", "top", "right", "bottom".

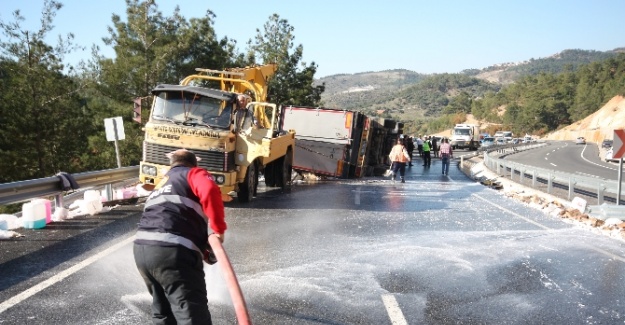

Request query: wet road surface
[{"left": 1, "top": 156, "right": 625, "bottom": 324}]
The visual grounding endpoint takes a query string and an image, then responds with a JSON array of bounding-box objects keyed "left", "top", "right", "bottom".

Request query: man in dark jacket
[
  {"left": 405, "top": 136, "right": 415, "bottom": 166},
  {"left": 134, "top": 149, "right": 227, "bottom": 325}
]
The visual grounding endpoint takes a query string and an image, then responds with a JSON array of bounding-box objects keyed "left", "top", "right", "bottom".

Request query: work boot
[
  {"left": 401, "top": 178, "right": 405, "bottom": 183},
  {"left": 391, "top": 173, "right": 396, "bottom": 182}
]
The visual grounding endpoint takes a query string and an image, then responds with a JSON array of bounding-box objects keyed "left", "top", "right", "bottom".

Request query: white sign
[{"left": 104, "top": 117, "right": 125, "bottom": 141}]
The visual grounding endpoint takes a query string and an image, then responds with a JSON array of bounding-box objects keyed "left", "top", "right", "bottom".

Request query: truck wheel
[
  {"left": 275, "top": 149, "right": 293, "bottom": 189},
  {"left": 238, "top": 161, "right": 257, "bottom": 203},
  {"left": 264, "top": 162, "right": 276, "bottom": 187}
]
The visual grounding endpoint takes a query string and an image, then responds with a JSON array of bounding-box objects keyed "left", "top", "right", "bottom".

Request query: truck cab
[
  {"left": 139, "top": 65, "right": 295, "bottom": 202},
  {"left": 451, "top": 124, "right": 480, "bottom": 150}
]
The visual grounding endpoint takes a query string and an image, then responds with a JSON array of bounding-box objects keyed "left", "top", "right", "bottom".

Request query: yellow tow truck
[{"left": 139, "top": 64, "right": 295, "bottom": 202}]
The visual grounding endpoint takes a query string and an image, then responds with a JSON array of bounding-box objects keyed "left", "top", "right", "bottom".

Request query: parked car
[
  {"left": 602, "top": 139, "right": 613, "bottom": 148},
  {"left": 495, "top": 137, "right": 506, "bottom": 145},
  {"left": 576, "top": 137, "right": 586, "bottom": 145}
]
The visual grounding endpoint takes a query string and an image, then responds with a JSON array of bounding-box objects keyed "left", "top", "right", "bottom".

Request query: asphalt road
[
  {"left": 503, "top": 141, "right": 622, "bottom": 181},
  {"left": 2, "top": 156, "right": 625, "bottom": 324}
]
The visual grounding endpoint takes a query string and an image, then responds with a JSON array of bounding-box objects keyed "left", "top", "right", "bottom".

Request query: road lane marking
[
  {"left": 381, "top": 294, "right": 408, "bottom": 325},
  {"left": 471, "top": 188, "right": 625, "bottom": 263},
  {"left": 472, "top": 194, "right": 552, "bottom": 230},
  {"left": 0, "top": 235, "right": 135, "bottom": 315},
  {"left": 579, "top": 143, "right": 618, "bottom": 171},
  {"left": 550, "top": 163, "right": 557, "bottom": 167}
]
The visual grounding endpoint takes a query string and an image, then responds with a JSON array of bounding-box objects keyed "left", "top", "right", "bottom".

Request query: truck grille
[{"left": 143, "top": 142, "right": 235, "bottom": 172}]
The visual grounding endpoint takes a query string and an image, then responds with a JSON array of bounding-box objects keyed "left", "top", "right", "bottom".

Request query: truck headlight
[
  {"left": 213, "top": 175, "right": 225, "bottom": 184},
  {"left": 142, "top": 165, "right": 157, "bottom": 176}
]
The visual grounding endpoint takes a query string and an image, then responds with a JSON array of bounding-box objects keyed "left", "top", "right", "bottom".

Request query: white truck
[
  {"left": 451, "top": 124, "right": 480, "bottom": 150},
  {"left": 494, "top": 130, "right": 513, "bottom": 143}
]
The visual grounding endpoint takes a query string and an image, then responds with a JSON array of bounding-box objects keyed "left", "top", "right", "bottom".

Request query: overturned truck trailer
[
  {"left": 281, "top": 106, "right": 368, "bottom": 178},
  {"left": 281, "top": 106, "right": 401, "bottom": 178}
]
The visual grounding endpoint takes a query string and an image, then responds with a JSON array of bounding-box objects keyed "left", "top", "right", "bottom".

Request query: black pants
[
  {"left": 391, "top": 162, "right": 406, "bottom": 179},
  {"left": 134, "top": 244, "right": 211, "bottom": 325},
  {"left": 423, "top": 151, "right": 431, "bottom": 167}
]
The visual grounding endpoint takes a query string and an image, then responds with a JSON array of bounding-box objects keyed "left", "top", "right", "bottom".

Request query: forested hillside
[{"left": 317, "top": 49, "right": 625, "bottom": 136}]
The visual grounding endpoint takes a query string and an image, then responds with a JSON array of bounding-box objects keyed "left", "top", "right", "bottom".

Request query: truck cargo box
[{"left": 282, "top": 106, "right": 370, "bottom": 178}]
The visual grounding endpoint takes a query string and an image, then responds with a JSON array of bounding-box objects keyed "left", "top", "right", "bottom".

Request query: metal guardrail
[
  {"left": 458, "top": 141, "right": 625, "bottom": 219},
  {"left": 0, "top": 166, "right": 139, "bottom": 207},
  {"left": 482, "top": 144, "right": 623, "bottom": 205}
]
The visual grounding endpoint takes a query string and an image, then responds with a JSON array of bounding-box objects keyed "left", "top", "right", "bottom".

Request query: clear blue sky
[{"left": 2, "top": 1, "right": 623, "bottom": 78}]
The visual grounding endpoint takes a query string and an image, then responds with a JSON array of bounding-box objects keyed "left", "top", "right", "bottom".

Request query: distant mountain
[
  {"left": 315, "top": 48, "right": 623, "bottom": 120},
  {"left": 463, "top": 48, "right": 625, "bottom": 85}
]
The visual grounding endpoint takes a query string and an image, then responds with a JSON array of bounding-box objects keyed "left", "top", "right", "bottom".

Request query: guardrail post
[
  {"left": 519, "top": 169, "right": 524, "bottom": 184},
  {"left": 547, "top": 173, "right": 553, "bottom": 194},
  {"left": 598, "top": 185, "right": 605, "bottom": 205},
  {"left": 105, "top": 184, "right": 114, "bottom": 201},
  {"left": 532, "top": 170, "right": 537, "bottom": 188},
  {"left": 54, "top": 194, "right": 64, "bottom": 209},
  {"left": 568, "top": 178, "right": 576, "bottom": 201}
]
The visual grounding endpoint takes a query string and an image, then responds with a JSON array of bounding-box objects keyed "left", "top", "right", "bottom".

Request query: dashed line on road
[
  {"left": 381, "top": 294, "right": 408, "bottom": 325},
  {"left": 0, "top": 235, "right": 136, "bottom": 315},
  {"left": 550, "top": 163, "right": 557, "bottom": 167}
]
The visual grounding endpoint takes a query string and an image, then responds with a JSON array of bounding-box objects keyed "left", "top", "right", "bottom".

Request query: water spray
[{"left": 208, "top": 234, "right": 251, "bottom": 325}]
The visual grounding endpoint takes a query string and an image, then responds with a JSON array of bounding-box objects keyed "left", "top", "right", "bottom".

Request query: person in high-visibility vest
[
  {"left": 134, "top": 149, "right": 227, "bottom": 324},
  {"left": 422, "top": 136, "right": 432, "bottom": 167}
]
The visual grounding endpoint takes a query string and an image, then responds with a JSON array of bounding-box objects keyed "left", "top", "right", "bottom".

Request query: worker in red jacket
[{"left": 133, "top": 149, "right": 226, "bottom": 325}]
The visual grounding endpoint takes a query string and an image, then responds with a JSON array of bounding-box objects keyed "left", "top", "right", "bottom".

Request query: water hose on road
[{"left": 208, "top": 235, "right": 251, "bottom": 325}]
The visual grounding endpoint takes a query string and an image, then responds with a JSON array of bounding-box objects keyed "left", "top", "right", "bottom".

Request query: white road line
[
  {"left": 0, "top": 235, "right": 135, "bottom": 315},
  {"left": 381, "top": 294, "right": 408, "bottom": 325},
  {"left": 472, "top": 194, "right": 552, "bottom": 230},
  {"left": 550, "top": 163, "right": 557, "bottom": 167},
  {"left": 472, "top": 192, "right": 625, "bottom": 263},
  {"left": 579, "top": 144, "right": 617, "bottom": 171}
]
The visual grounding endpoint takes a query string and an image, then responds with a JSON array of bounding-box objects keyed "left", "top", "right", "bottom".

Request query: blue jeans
[{"left": 441, "top": 156, "right": 450, "bottom": 175}]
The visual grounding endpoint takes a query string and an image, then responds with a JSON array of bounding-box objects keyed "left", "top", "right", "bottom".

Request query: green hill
[{"left": 316, "top": 48, "right": 623, "bottom": 122}]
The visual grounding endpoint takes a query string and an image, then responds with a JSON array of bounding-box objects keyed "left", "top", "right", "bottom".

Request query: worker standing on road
[
  {"left": 389, "top": 137, "right": 411, "bottom": 183},
  {"left": 422, "top": 136, "right": 432, "bottom": 167},
  {"left": 431, "top": 136, "right": 439, "bottom": 158},
  {"left": 416, "top": 135, "right": 424, "bottom": 158},
  {"left": 133, "top": 149, "right": 227, "bottom": 325},
  {"left": 439, "top": 137, "right": 453, "bottom": 175},
  {"left": 405, "top": 136, "right": 415, "bottom": 166}
]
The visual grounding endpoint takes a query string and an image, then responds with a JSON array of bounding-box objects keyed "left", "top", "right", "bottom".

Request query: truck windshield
[
  {"left": 453, "top": 129, "right": 471, "bottom": 136},
  {"left": 151, "top": 91, "right": 232, "bottom": 129}
]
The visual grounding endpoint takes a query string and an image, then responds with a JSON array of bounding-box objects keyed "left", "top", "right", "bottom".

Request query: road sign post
[{"left": 104, "top": 117, "right": 125, "bottom": 168}]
